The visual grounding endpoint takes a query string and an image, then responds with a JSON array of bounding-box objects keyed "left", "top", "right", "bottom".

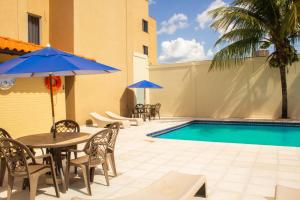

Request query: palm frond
[
  {"left": 209, "top": 6, "right": 266, "bottom": 32},
  {"left": 215, "top": 28, "right": 265, "bottom": 46},
  {"left": 282, "top": 0, "right": 300, "bottom": 36},
  {"left": 210, "top": 37, "right": 261, "bottom": 71}
]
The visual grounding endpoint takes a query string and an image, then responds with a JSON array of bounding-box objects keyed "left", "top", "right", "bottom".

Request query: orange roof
[{"left": 0, "top": 36, "right": 42, "bottom": 53}]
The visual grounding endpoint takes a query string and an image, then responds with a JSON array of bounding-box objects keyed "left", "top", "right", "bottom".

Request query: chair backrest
[
  {"left": 155, "top": 103, "right": 161, "bottom": 112},
  {"left": 0, "top": 138, "right": 34, "bottom": 177},
  {"left": 144, "top": 104, "right": 151, "bottom": 108},
  {"left": 51, "top": 120, "right": 80, "bottom": 133},
  {"left": 0, "top": 128, "right": 12, "bottom": 139},
  {"left": 135, "top": 104, "right": 145, "bottom": 113},
  {"left": 107, "top": 123, "right": 120, "bottom": 151},
  {"left": 144, "top": 104, "right": 152, "bottom": 112},
  {"left": 83, "top": 129, "right": 112, "bottom": 166}
]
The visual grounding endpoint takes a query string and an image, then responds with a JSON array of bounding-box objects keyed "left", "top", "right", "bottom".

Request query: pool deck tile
[{"left": 1, "top": 118, "right": 300, "bottom": 200}]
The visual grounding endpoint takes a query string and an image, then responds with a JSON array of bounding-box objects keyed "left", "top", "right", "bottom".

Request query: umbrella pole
[
  {"left": 49, "top": 74, "right": 56, "bottom": 138},
  {"left": 144, "top": 88, "right": 146, "bottom": 104}
]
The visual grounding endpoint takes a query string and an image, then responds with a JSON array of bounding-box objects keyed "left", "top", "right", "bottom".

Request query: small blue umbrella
[
  {"left": 128, "top": 80, "right": 162, "bottom": 89},
  {"left": 128, "top": 80, "right": 162, "bottom": 104},
  {"left": 0, "top": 47, "right": 120, "bottom": 138}
]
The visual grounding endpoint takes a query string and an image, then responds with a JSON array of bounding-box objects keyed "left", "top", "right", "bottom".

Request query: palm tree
[{"left": 209, "top": 0, "right": 300, "bottom": 118}]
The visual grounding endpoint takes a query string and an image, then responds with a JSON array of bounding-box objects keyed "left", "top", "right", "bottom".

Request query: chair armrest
[
  {"left": 34, "top": 153, "right": 53, "bottom": 160},
  {"left": 32, "top": 153, "right": 54, "bottom": 164}
]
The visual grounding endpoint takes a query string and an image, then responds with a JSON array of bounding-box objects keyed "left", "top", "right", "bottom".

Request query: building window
[
  {"left": 142, "top": 19, "right": 148, "bottom": 33},
  {"left": 28, "top": 14, "right": 40, "bottom": 44},
  {"left": 143, "top": 45, "right": 149, "bottom": 55}
]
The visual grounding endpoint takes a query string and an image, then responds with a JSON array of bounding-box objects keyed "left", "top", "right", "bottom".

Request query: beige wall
[
  {"left": 150, "top": 58, "right": 300, "bottom": 120},
  {"left": 0, "top": 75, "right": 66, "bottom": 138},
  {"left": 49, "top": 0, "right": 75, "bottom": 120},
  {"left": 49, "top": 0, "right": 154, "bottom": 124},
  {"left": 0, "top": 0, "right": 49, "bottom": 45},
  {"left": 148, "top": 17, "right": 157, "bottom": 65},
  {"left": 49, "top": 0, "right": 74, "bottom": 52},
  {"left": 71, "top": 0, "right": 129, "bottom": 124},
  {"left": 127, "top": 0, "right": 150, "bottom": 55},
  {"left": 0, "top": 0, "right": 66, "bottom": 138},
  {"left": 126, "top": 0, "right": 152, "bottom": 81},
  {"left": 133, "top": 52, "right": 149, "bottom": 104},
  {"left": 0, "top": 0, "right": 157, "bottom": 131}
]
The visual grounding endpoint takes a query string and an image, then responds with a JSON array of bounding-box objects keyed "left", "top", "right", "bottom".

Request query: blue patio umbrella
[
  {"left": 128, "top": 80, "right": 162, "bottom": 104},
  {"left": 0, "top": 47, "right": 120, "bottom": 138}
]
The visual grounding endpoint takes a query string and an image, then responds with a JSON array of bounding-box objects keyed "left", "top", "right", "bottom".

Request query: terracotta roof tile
[
  {"left": 0, "top": 36, "right": 42, "bottom": 53},
  {"left": 0, "top": 36, "right": 95, "bottom": 61}
]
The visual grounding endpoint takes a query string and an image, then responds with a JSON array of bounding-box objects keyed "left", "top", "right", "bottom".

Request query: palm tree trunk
[{"left": 279, "top": 65, "right": 288, "bottom": 118}]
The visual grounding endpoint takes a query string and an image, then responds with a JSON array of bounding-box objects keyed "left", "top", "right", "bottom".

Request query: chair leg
[
  {"left": 56, "top": 151, "right": 67, "bottom": 193},
  {"left": 90, "top": 167, "right": 95, "bottom": 182},
  {"left": 81, "top": 165, "right": 91, "bottom": 196},
  {"left": 102, "top": 162, "right": 110, "bottom": 186},
  {"left": 108, "top": 153, "right": 117, "bottom": 177},
  {"left": 29, "top": 175, "right": 39, "bottom": 200},
  {"left": 22, "top": 178, "right": 29, "bottom": 190},
  {"left": 65, "top": 162, "right": 71, "bottom": 191},
  {"left": 7, "top": 175, "right": 14, "bottom": 200},
  {"left": 50, "top": 163, "right": 60, "bottom": 198},
  {"left": 0, "top": 158, "right": 6, "bottom": 187},
  {"left": 74, "top": 151, "right": 78, "bottom": 174}
]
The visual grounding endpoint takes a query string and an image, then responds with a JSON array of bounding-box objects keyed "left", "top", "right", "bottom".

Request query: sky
[{"left": 149, "top": 0, "right": 231, "bottom": 64}]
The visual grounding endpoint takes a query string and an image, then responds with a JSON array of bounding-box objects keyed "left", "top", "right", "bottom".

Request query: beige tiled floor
[{"left": 1, "top": 118, "right": 300, "bottom": 200}]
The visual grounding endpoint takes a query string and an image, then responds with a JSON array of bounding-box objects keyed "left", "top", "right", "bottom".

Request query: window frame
[
  {"left": 143, "top": 45, "right": 149, "bottom": 55},
  {"left": 28, "top": 13, "right": 41, "bottom": 45},
  {"left": 142, "top": 19, "right": 149, "bottom": 33}
]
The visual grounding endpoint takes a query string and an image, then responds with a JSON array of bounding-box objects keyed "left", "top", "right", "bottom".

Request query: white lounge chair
[
  {"left": 274, "top": 185, "right": 300, "bottom": 200},
  {"left": 71, "top": 171, "right": 207, "bottom": 200},
  {"left": 105, "top": 111, "right": 143, "bottom": 126},
  {"left": 90, "top": 112, "right": 130, "bottom": 129}
]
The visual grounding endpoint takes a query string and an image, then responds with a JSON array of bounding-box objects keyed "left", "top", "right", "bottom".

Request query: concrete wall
[
  {"left": 50, "top": 0, "right": 154, "bottom": 124},
  {"left": 71, "top": 0, "right": 129, "bottom": 123},
  {"left": 49, "top": 0, "right": 75, "bottom": 121},
  {"left": 0, "top": 77, "right": 66, "bottom": 138},
  {"left": 0, "top": 0, "right": 66, "bottom": 138},
  {"left": 0, "top": 0, "right": 49, "bottom": 45},
  {"left": 150, "top": 58, "right": 300, "bottom": 119},
  {"left": 49, "top": 0, "right": 156, "bottom": 124},
  {"left": 133, "top": 52, "right": 149, "bottom": 104},
  {"left": 148, "top": 17, "right": 157, "bottom": 65},
  {"left": 0, "top": 0, "right": 157, "bottom": 131}
]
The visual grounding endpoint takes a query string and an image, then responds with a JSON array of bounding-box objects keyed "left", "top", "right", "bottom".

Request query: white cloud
[
  {"left": 207, "top": 49, "right": 214, "bottom": 58},
  {"left": 196, "top": 0, "right": 227, "bottom": 29},
  {"left": 157, "top": 13, "right": 189, "bottom": 35},
  {"left": 159, "top": 38, "right": 209, "bottom": 63},
  {"left": 149, "top": 0, "right": 156, "bottom": 5}
]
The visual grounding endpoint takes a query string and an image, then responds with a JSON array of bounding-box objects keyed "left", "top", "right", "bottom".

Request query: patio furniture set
[
  {"left": 132, "top": 103, "right": 161, "bottom": 121},
  {"left": 0, "top": 120, "right": 121, "bottom": 200}
]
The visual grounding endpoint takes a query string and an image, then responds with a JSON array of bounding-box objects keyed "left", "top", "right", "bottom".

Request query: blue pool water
[{"left": 153, "top": 122, "right": 300, "bottom": 147}]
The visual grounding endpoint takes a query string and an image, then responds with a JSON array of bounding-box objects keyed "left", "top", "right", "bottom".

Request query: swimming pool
[{"left": 149, "top": 121, "right": 300, "bottom": 147}]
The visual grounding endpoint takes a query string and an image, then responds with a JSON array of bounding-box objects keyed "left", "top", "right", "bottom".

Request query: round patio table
[{"left": 17, "top": 132, "right": 91, "bottom": 193}]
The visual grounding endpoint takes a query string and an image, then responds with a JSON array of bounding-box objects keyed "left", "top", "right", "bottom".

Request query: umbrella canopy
[
  {"left": 0, "top": 47, "right": 120, "bottom": 138},
  {"left": 128, "top": 80, "right": 162, "bottom": 89},
  {"left": 128, "top": 80, "right": 162, "bottom": 105},
  {"left": 0, "top": 47, "right": 119, "bottom": 77}
]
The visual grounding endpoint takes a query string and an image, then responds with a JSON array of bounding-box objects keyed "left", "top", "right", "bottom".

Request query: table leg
[{"left": 51, "top": 148, "right": 67, "bottom": 193}]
